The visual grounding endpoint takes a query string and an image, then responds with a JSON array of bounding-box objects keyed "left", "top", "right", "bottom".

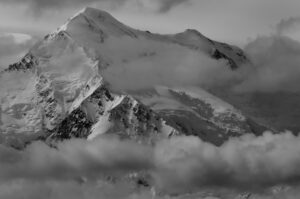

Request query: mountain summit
[{"left": 0, "top": 7, "right": 262, "bottom": 148}]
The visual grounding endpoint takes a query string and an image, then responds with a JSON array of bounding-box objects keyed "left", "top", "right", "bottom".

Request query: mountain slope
[
  {"left": 53, "top": 7, "right": 248, "bottom": 69},
  {"left": 129, "top": 86, "right": 265, "bottom": 145},
  {"left": 0, "top": 7, "right": 263, "bottom": 147}
]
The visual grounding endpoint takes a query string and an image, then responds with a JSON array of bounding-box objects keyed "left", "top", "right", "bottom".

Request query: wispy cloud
[
  {"left": 0, "top": 0, "right": 191, "bottom": 14},
  {"left": 276, "top": 16, "right": 300, "bottom": 35}
]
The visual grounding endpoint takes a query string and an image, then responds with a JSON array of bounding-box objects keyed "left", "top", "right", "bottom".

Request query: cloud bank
[
  {"left": 232, "top": 35, "right": 300, "bottom": 93},
  {"left": 98, "top": 17, "right": 300, "bottom": 94},
  {"left": 100, "top": 37, "right": 233, "bottom": 91},
  {"left": 154, "top": 132, "right": 300, "bottom": 193},
  {"left": 225, "top": 16, "right": 300, "bottom": 93},
  {"left": 0, "top": 136, "right": 153, "bottom": 181},
  {"left": 2, "top": 132, "right": 300, "bottom": 198}
]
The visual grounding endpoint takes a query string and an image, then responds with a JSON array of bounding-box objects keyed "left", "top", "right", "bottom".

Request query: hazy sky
[{"left": 0, "top": 0, "right": 300, "bottom": 46}]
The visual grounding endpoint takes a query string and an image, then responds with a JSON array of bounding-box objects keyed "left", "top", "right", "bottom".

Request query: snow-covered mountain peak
[
  {"left": 72, "top": 7, "right": 123, "bottom": 28},
  {"left": 80, "top": 7, "right": 116, "bottom": 20},
  {"left": 56, "top": 6, "right": 138, "bottom": 40},
  {"left": 58, "top": 7, "right": 115, "bottom": 29},
  {"left": 48, "top": 7, "right": 249, "bottom": 71},
  {"left": 0, "top": 7, "right": 265, "bottom": 148},
  {"left": 181, "top": 29, "right": 209, "bottom": 39}
]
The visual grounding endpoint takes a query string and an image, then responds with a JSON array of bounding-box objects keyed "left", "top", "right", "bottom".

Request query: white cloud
[
  {"left": 232, "top": 35, "right": 300, "bottom": 93},
  {"left": 2, "top": 131, "right": 300, "bottom": 197},
  {"left": 101, "top": 37, "right": 232, "bottom": 91}
]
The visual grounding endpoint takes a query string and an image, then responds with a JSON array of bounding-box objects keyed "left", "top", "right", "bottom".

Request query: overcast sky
[{"left": 0, "top": 0, "right": 300, "bottom": 46}]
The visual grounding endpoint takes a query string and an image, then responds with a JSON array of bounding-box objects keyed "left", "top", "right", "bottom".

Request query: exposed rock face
[
  {"left": 49, "top": 108, "right": 93, "bottom": 140},
  {"left": 211, "top": 48, "right": 238, "bottom": 69},
  {"left": 48, "top": 84, "right": 179, "bottom": 143},
  {"left": 5, "top": 53, "right": 38, "bottom": 72}
]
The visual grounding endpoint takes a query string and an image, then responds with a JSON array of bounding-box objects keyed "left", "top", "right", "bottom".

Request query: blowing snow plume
[{"left": 2, "top": 132, "right": 300, "bottom": 197}]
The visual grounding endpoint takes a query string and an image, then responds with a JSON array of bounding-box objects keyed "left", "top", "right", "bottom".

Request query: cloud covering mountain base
[{"left": 2, "top": 131, "right": 300, "bottom": 198}]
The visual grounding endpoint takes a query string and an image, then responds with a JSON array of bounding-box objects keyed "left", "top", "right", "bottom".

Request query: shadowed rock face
[
  {"left": 211, "top": 49, "right": 238, "bottom": 69},
  {"left": 47, "top": 85, "right": 179, "bottom": 144},
  {"left": 48, "top": 108, "right": 93, "bottom": 140}
]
